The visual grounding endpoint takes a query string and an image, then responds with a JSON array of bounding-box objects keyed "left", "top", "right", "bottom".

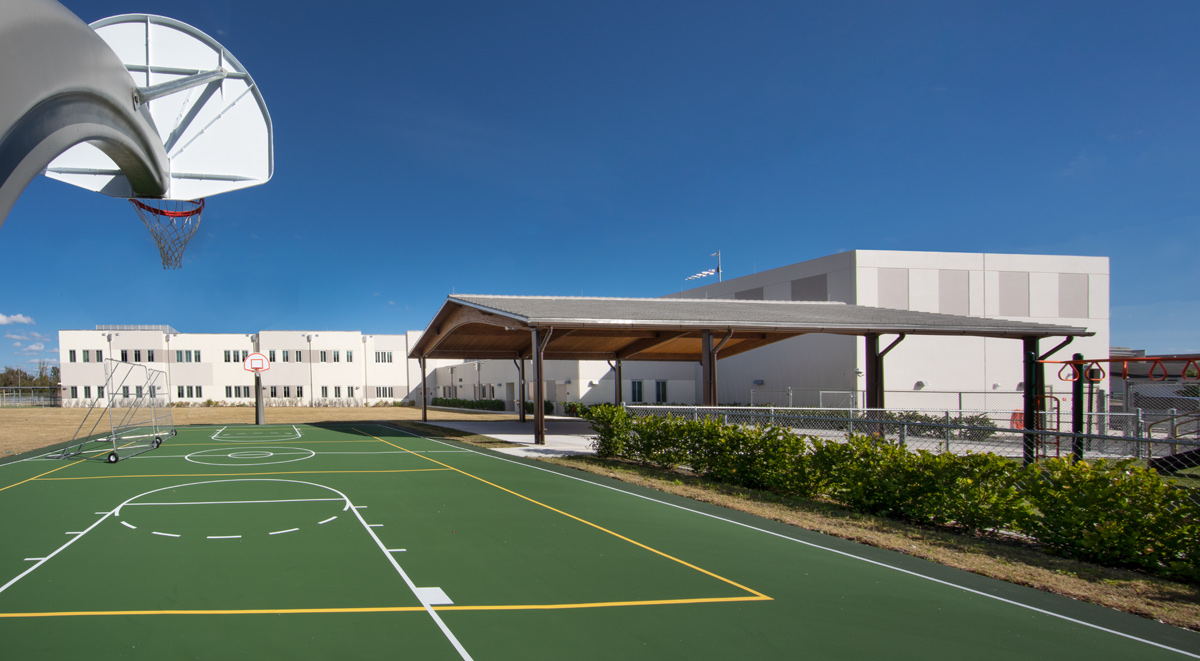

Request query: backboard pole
[{"left": 255, "top": 372, "right": 265, "bottom": 425}]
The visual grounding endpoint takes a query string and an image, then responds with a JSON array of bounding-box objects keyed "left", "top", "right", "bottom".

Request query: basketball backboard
[
  {"left": 244, "top": 352, "right": 270, "bottom": 373},
  {"left": 44, "top": 14, "right": 273, "bottom": 201}
]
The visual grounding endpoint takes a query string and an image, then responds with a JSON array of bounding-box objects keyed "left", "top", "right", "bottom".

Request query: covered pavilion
[{"left": 409, "top": 295, "right": 1094, "bottom": 463}]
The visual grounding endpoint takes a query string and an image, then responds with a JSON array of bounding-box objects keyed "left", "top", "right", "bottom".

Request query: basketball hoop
[
  {"left": 244, "top": 352, "right": 270, "bottom": 374},
  {"left": 129, "top": 198, "right": 205, "bottom": 270}
]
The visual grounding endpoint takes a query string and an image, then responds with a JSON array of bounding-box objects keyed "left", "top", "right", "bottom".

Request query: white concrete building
[
  {"left": 58, "top": 326, "right": 453, "bottom": 407},
  {"left": 664, "top": 250, "right": 1110, "bottom": 408}
]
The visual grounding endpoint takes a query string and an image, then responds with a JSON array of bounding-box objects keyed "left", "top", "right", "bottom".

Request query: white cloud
[
  {"left": 47, "top": 346, "right": 58, "bottom": 352},
  {"left": 29, "top": 331, "right": 50, "bottom": 341},
  {"left": 25, "top": 342, "right": 45, "bottom": 352},
  {"left": 12, "top": 341, "right": 21, "bottom": 348},
  {"left": 389, "top": 300, "right": 396, "bottom": 306},
  {"left": 28, "top": 357, "right": 58, "bottom": 365},
  {"left": 0, "top": 313, "right": 34, "bottom": 325},
  {"left": 4, "top": 333, "right": 27, "bottom": 340}
]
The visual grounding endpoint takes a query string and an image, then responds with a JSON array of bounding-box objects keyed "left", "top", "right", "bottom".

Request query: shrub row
[
  {"left": 581, "top": 405, "right": 1200, "bottom": 580},
  {"left": 431, "top": 397, "right": 506, "bottom": 411}
]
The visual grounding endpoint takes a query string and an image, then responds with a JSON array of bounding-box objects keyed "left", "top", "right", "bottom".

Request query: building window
[
  {"left": 347, "top": 386, "right": 354, "bottom": 397},
  {"left": 270, "top": 386, "right": 277, "bottom": 398},
  {"left": 186, "top": 386, "right": 193, "bottom": 398},
  {"left": 631, "top": 380, "right": 644, "bottom": 403},
  {"left": 320, "top": 351, "right": 327, "bottom": 363},
  {"left": 196, "top": 385, "right": 202, "bottom": 398},
  {"left": 269, "top": 350, "right": 276, "bottom": 362},
  {"left": 123, "top": 386, "right": 130, "bottom": 398},
  {"left": 186, "top": 350, "right": 194, "bottom": 363},
  {"left": 655, "top": 381, "right": 668, "bottom": 404},
  {"left": 333, "top": 351, "right": 340, "bottom": 363},
  {"left": 121, "top": 349, "right": 128, "bottom": 361},
  {"left": 150, "top": 385, "right": 157, "bottom": 398},
  {"left": 376, "top": 386, "right": 381, "bottom": 397},
  {"left": 387, "top": 351, "right": 393, "bottom": 363},
  {"left": 283, "top": 386, "right": 290, "bottom": 397},
  {"left": 69, "top": 350, "right": 76, "bottom": 363},
  {"left": 176, "top": 350, "right": 183, "bottom": 363},
  {"left": 134, "top": 350, "right": 141, "bottom": 362},
  {"left": 375, "top": 352, "right": 381, "bottom": 363},
  {"left": 82, "top": 350, "right": 89, "bottom": 363},
  {"left": 234, "top": 386, "right": 242, "bottom": 398},
  {"left": 83, "top": 385, "right": 91, "bottom": 399},
  {"left": 70, "top": 386, "right": 78, "bottom": 398},
  {"left": 226, "top": 386, "right": 233, "bottom": 398},
  {"left": 178, "top": 385, "right": 185, "bottom": 398},
  {"left": 283, "top": 350, "right": 289, "bottom": 363},
  {"left": 136, "top": 386, "right": 143, "bottom": 398},
  {"left": 347, "top": 350, "right": 353, "bottom": 363},
  {"left": 334, "top": 386, "right": 341, "bottom": 398},
  {"left": 148, "top": 349, "right": 155, "bottom": 362},
  {"left": 96, "top": 350, "right": 102, "bottom": 362},
  {"left": 97, "top": 386, "right": 104, "bottom": 398},
  {"left": 225, "top": 350, "right": 231, "bottom": 363},
  {"left": 297, "top": 386, "right": 303, "bottom": 398},
  {"left": 321, "top": 386, "right": 328, "bottom": 398}
]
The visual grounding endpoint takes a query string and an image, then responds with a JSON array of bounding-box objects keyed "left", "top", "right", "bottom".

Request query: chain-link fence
[
  {"left": 0, "top": 386, "right": 61, "bottom": 407},
  {"left": 626, "top": 404, "right": 1200, "bottom": 489}
]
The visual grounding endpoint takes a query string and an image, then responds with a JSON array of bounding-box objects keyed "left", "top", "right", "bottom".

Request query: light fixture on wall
[
  {"left": 914, "top": 381, "right": 928, "bottom": 390},
  {"left": 992, "top": 383, "right": 1002, "bottom": 390},
  {"left": 753, "top": 379, "right": 765, "bottom": 386}
]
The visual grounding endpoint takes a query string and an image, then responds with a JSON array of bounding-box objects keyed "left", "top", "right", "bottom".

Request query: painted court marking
[
  {"left": 185, "top": 447, "right": 317, "bottom": 467},
  {"left": 380, "top": 423, "right": 1200, "bottom": 660},
  {"left": 0, "top": 477, "right": 474, "bottom": 661},
  {"left": 210, "top": 426, "right": 303, "bottom": 443}
]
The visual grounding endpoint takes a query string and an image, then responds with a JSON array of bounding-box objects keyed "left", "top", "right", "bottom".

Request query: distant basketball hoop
[
  {"left": 244, "top": 352, "right": 270, "bottom": 374},
  {"left": 130, "top": 198, "right": 205, "bottom": 269}
]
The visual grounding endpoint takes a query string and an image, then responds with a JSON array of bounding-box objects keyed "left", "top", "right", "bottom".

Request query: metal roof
[{"left": 409, "top": 295, "right": 1093, "bottom": 362}]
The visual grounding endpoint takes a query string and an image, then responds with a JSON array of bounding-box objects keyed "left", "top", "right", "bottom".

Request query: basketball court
[{"left": 0, "top": 423, "right": 1197, "bottom": 659}]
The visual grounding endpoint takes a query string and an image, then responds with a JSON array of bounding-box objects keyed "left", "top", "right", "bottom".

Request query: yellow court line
[
  {"left": 0, "top": 458, "right": 90, "bottom": 492},
  {"left": 0, "top": 595, "right": 767, "bottom": 619},
  {"left": 36, "top": 468, "right": 451, "bottom": 481},
  {"left": 353, "top": 428, "right": 770, "bottom": 601}
]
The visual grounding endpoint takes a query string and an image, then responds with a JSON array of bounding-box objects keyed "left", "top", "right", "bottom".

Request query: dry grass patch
[
  {"left": 542, "top": 455, "right": 1200, "bottom": 632},
  {"left": 0, "top": 406, "right": 516, "bottom": 458}
]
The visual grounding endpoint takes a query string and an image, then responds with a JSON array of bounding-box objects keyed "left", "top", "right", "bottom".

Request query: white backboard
[{"left": 45, "top": 14, "right": 273, "bottom": 200}]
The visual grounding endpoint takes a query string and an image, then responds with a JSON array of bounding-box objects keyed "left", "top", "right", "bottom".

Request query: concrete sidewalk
[{"left": 419, "top": 416, "right": 596, "bottom": 458}]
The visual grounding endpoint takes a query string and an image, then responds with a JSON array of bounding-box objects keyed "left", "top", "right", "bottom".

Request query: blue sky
[{"left": 3, "top": 0, "right": 1199, "bottom": 370}]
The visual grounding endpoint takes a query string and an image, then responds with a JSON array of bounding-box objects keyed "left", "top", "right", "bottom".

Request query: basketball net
[{"left": 129, "top": 198, "right": 205, "bottom": 269}]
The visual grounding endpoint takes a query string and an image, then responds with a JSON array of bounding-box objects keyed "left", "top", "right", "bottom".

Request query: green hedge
[
  {"left": 431, "top": 397, "right": 505, "bottom": 411},
  {"left": 581, "top": 405, "right": 1200, "bottom": 581},
  {"left": 522, "top": 400, "right": 556, "bottom": 415}
]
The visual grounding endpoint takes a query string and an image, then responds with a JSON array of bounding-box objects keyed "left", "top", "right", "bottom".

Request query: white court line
[
  {"left": 318, "top": 516, "right": 338, "bottom": 525},
  {"left": 125, "top": 498, "right": 343, "bottom": 507},
  {"left": 388, "top": 549, "right": 407, "bottom": 553},
  {"left": 64, "top": 532, "right": 82, "bottom": 535},
  {"left": 368, "top": 524, "right": 383, "bottom": 528},
  {"left": 207, "top": 535, "right": 242, "bottom": 540},
  {"left": 23, "top": 558, "right": 43, "bottom": 562},
  {"left": 151, "top": 532, "right": 181, "bottom": 538},
  {"left": 382, "top": 423, "right": 1200, "bottom": 660},
  {"left": 347, "top": 496, "right": 472, "bottom": 660},
  {"left": 120, "top": 521, "right": 137, "bottom": 530},
  {"left": 269, "top": 528, "right": 299, "bottom": 536},
  {"left": 354, "top": 505, "right": 367, "bottom": 509}
]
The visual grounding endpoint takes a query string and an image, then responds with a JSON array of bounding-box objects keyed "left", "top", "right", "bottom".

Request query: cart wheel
[
  {"left": 152, "top": 437, "right": 163, "bottom": 449},
  {"left": 106, "top": 452, "right": 119, "bottom": 464}
]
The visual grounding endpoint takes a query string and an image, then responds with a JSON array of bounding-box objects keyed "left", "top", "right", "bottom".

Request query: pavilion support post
[
  {"left": 865, "top": 334, "right": 882, "bottom": 411},
  {"left": 1022, "top": 337, "right": 1039, "bottom": 466},
  {"left": 419, "top": 357, "right": 428, "bottom": 423},
  {"left": 531, "top": 328, "right": 552, "bottom": 445},
  {"left": 514, "top": 358, "right": 526, "bottom": 422},
  {"left": 609, "top": 358, "right": 623, "bottom": 405},
  {"left": 1071, "top": 352, "right": 1085, "bottom": 463},
  {"left": 700, "top": 330, "right": 713, "bottom": 406}
]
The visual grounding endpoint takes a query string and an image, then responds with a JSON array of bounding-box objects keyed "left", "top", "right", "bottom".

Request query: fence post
[
  {"left": 848, "top": 409, "right": 854, "bottom": 437},
  {"left": 1135, "top": 409, "right": 1144, "bottom": 459},
  {"left": 944, "top": 411, "right": 951, "bottom": 452},
  {"left": 770, "top": 405, "right": 774, "bottom": 426},
  {"left": 899, "top": 422, "right": 907, "bottom": 448},
  {"left": 1170, "top": 408, "right": 1178, "bottom": 455},
  {"left": 1098, "top": 389, "right": 1107, "bottom": 437}
]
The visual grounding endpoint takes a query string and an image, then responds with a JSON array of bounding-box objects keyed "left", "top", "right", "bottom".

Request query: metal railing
[{"left": 625, "top": 404, "right": 1200, "bottom": 489}]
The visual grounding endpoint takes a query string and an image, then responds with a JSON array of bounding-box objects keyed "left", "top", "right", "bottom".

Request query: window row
[
  {"left": 318, "top": 386, "right": 357, "bottom": 398},
  {"left": 71, "top": 385, "right": 158, "bottom": 399},
  {"left": 177, "top": 385, "right": 204, "bottom": 399},
  {"left": 375, "top": 351, "right": 394, "bottom": 363},
  {"left": 376, "top": 386, "right": 395, "bottom": 398},
  {"left": 629, "top": 380, "right": 669, "bottom": 404},
  {"left": 221, "top": 349, "right": 357, "bottom": 364}
]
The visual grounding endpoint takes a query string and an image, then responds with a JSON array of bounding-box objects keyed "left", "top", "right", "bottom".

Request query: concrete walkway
[{"left": 420, "top": 415, "right": 596, "bottom": 458}]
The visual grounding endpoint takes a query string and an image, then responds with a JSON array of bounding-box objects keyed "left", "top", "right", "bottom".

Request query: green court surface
[{"left": 1, "top": 423, "right": 1197, "bottom": 660}]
